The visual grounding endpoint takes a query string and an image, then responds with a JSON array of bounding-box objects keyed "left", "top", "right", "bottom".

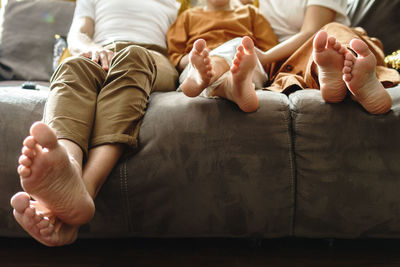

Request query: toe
[
  {"left": 350, "top": 39, "right": 371, "bottom": 57},
  {"left": 19, "top": 155, "right": 32, "bottom": 167},
  {"left": 23, "top": 136, "right": 37, "bottom": 149},
  {"left": 33, "top": 211, "right": 44, "bottom": 224},
  {"left": 343, "top": 73, "right": 352, "bottom": 82},
  {"left": 194, "top": 39, "right": 206, "bottom": 52},
  {"left": 237, "top": 45, "right": 244, "bottom": 55},
  {"left": 345, "top": 53, "right": 355, "bottom": 62},
  {"left": 201, "top": 49, "right": 209, "bottom": 58},
  {"left": 344, "top": 60, "right": 353, "bottom": 67},
  {"left": 10, "top": 192, "right": 31, "bottom": 212},
  {"left": 30, "top": 122, "right": 58, "bottom": 150},
  {"left": 25, "top": 206, "right": 36, "bottom": 218},
  {"left": 18, "top": 165, "right": 32, "bottom": 178},
  {"left": 327, "top": 36, "right": 336, "bottom": 47},
  {"left": 242, "top": 36, "right": 254, "bottom": 50},
  {"left": 313, "top": 30, "right": 328, "bottom": 52},
  {"left": 40, "top": 223, "right": 55, "bottom": 237},
  {"left": 343, "top": 66, "right": 352, "bottom": 74},
  {"left": 37, "top": 218, "right": 50, "bottom": 229},
  {"left": 333, "top": 41, "right": 341, "bottom": 51},
  {"left": 22, "top": 146, "right": 35, "bottom": 158}
]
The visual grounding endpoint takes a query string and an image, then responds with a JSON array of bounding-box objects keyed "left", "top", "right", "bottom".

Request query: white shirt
[
  {"left": 74, "top": 0, "right": 180, "bottom": 49},
  {"left": 259, "top": 0, "right": 350, "bottom": 42}
]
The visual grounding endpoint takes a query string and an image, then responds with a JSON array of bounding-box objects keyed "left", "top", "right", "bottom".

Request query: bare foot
[
  {"left": 16, "top": 121, "right": 94, "bottom": 226},
  {"left": 343, "top": 39, "right": 392, "bottom": 114},
  {"left": 180, "top": 39, "right": 214, "bottom": 97},
  {"left": 313, "top": 30, "right": 348, "bottom": 103},
  {"left": 11, "top": 192, "right": 78, "bottom": 247},
  {"left": 229, "top": 36, "right": 259, "bottom": 112}
]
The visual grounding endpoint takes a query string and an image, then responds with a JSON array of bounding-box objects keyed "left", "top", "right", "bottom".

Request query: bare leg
[
  {"left": 180, "top": 39, "right": 229, "bottom": 97},
  {"left": 343, "top": 38, "right": 392, "bottom": 114},
  {"left": 313, "top": 30, "right": 348, "bottom": 103},
  {"left": 212, "top": 36, "right": 259, "bottom": 112},
  {"left": 11, "top": 122, "right": 124, "bottom": 246},
  {"left": 83, "top": 144, "right": 124, "bottom": 198}
]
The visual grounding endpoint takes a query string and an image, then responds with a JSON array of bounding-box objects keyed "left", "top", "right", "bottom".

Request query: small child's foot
[
  {"left": 229, "top": 36, "right": 259, "bottom": 112},
  {"left": 313, "top": 30, "right": 348, "bottom": 103},
  {"left": 11, "top": 192, "right": 79, "bottom": 247},
  {"left": 180, "top": 39, "right": 214, "bottom": 97},
  {"left": 343, "top": 39, "right": 392, "bottom": 114}
]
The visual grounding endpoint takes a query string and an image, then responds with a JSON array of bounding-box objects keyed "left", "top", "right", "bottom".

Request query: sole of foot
[
  {"left": 180, "top": 39, "right": 214, "bottom": 97},
  {"left": 343, "top": 38, "right": 392, "bottom": 114},
  {"left": 17, "top": 121, "right": 94, "bottom": 226},
  {"left": 313, "top": 30, "right": 348, "bottom": 103}
]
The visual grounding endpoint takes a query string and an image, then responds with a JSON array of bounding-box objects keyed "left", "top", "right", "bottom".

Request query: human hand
[{"left": 80, "top": 48, "right": 114, "bottom": 71}]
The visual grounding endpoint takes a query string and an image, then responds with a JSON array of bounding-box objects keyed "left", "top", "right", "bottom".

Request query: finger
[
  {"left": 91, "top": 51, "right": 99, "bottom": 63},
  {"left": 80, "top": 51, "right": 91, "bottom": 59},
  {"left": 107, "top": 51, "right": 114, "bottom": 64},
  {"left": 99, "top": 53, "right": 109, "bottom": 71}
]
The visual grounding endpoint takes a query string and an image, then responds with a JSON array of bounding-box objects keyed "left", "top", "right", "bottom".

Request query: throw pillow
[{"left": 0, "top": 0, "right": 75, "bottom": 81}]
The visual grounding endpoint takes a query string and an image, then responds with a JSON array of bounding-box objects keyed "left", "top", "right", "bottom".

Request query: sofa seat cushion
[
  {"left": 0, "top": 89, "right": 295, "bottom": 238},
  {"left": 291, "top": 85, "right": 400, "bottom": 238},
  {"left": 80, "top": 91, "right": 296, "bottom": 238}
]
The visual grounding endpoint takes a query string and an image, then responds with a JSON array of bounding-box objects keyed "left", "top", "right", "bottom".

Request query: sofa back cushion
[
  {"left": 0, "top": 0, "right": 75, "bottom": 81},
  {"left": 347, "top": 0, "right": 400, "bottom": 55}
]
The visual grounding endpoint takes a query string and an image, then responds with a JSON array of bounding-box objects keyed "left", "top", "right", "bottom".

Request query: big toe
[
  {"left": 11, "top": 192, "right": 31, "bottom": 213},
  {"left": 30, "top": 122, "right": 58, "bottom": 150},
  {"left": 313, "top": 30, "right": 328, "bottom": 52},
  {"left": 193, "top": 39, "right": 206, "bottom": 53},
  {"left": 242, "top": 36, "right": 255, "bottom": 52},
  {"left": 350, "top": 39, "right": 371, "bottom": 57}
]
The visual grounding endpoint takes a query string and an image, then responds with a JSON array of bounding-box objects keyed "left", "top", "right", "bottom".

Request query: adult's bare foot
[
  {"left": 229, "top": 36, "right": 259, "bottom": 112},
  {"left": 180, "top": 39, "right": 214, "bottom": 97},
  {"left": 313, "top": 30, "right": 348, "bottom": 103},
  {"left": 11, "top": 192, "right": 78, "bottom": 247},
  {"left": 343, "top": 38, "right": 392, "bottom": 114},
  {"left": 16, "top": 121, "right": 94, "bottom": 226}
]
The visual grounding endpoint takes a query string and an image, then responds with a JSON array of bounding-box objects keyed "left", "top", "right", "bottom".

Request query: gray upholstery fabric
[
  {"left": 291, "top": 86, "right": 400, "bottom": 238},
  {"left": 0, "top": 0, "right": 399, "bottom": 240},
  {"left": 0, "top": 0, "right": 75, "bottom": 81},
  {"left": 0, "top": 89, "right": 295, "bottom": 238},
  {"left": 81, "top": 91, "right": 295, "bottom": 238},
  {"left": 0, "top": 86, "right": 48, "bottom": 237}
]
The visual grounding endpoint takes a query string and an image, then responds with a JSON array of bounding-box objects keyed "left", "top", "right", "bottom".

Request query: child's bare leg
[
  {"left": 180, "top": 39, "right": 214, "bottom": 97},
  {"left": 343, "top": 39, "right": 392, "bottom": 114},
  {"left": 313, "top": 30, "right": 348, "bottom": 103},
  {"left": 212, "top": 36, "right": 259, "bottom": 112}
]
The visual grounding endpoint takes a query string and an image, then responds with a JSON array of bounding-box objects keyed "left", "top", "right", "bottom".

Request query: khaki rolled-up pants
[{"left": 45, "top": 42, "right": 178, "bottom": 158}]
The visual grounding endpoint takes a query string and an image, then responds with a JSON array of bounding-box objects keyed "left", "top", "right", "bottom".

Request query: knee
[
  {"left": 114, "top": 45, "right": 154, "bottom": 66},
  {"left": 61, "top": 55, "right": 94, "bottom": 67},
  {"left": 51, "top": 55, "right": 104, "bottom": 83},
  {"left": 56, "top": 55, "right": 103, "bottom": 74}
]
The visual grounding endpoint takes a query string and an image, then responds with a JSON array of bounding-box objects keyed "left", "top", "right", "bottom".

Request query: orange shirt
[{"left": 167, "top": 5, "right": 278, "bottom": 67}]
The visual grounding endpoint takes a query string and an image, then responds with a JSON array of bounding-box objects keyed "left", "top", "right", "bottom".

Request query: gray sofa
[{"left": 0, "top": 0, "right": 399, "bottom": 240}]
